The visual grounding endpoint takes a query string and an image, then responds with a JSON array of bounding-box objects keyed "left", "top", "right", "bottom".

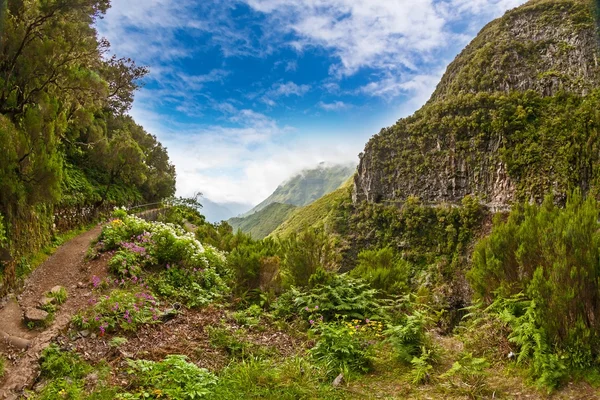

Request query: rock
[
  {"left": 79, "top": 330, "right": 90, "bottom": 338},
  {"left": 38, "top": 296, "right": 55, "bottom": 307},
  {"left": 332, "top": 373, "right": 344, "bottom": 387},
  {"left": 24, "top": 308, "right": 49, "bottom": 323},
  {"left": 77, "top": 282, "right": 86, "bottom": 288},
  {"left": 50, "top": 285, "right": 65, "bottom": 294}
]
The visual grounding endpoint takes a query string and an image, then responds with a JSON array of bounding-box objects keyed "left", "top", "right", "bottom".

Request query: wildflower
[
  {"left": 99, "top": 325, "right": 106, "bottom": 336},
  {"left": 309, "top": 319, "right": 315, "bottom": 325},
  {"left": 91, "top": 275, "right": 101, "bottom": 288},
  {"left": 314, "top": 305, "right": 319, "bottom": 309},
  {"left": 304, "top": 307, "right": 309, "bottom": 312},
  {"left": 365, "top": 318, "right": 370, "bottom": 323}
]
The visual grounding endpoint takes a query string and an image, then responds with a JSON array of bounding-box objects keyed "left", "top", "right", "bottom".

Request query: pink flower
[
  {"left": 314, "top": 305, "right": 319, "bottom": 310},
  {"left": 309, "top": 320, "right": 315, "bottom": 325},
  {"left": 304, "top": 307, "right": 309, "bottom": 312}
]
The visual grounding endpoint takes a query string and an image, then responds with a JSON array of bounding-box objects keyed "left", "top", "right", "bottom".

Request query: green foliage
[
  {"left": 148, "top": 265, "right": 228, "bottom": 308},
  {"left": 211, "top": 356, "right": 341, "bottom": 399},
  {"left": 441, "top": 352, "right": 490, "bottom": 398},
  {"left": 291, "top": 274, "right": 383, "bottom": 322},
  {"left": 40, "top": 345, "right": 91, "bottom": 380},
  {"left": 121, "top": 355, "right": 217, "bottom": 400},
  {"left": 48, "top": 287, "right": 68, "bottom": 305},
  {"left": 309, "top": 322, "right": 375, "bottom": 377},
  {"left": 495, "top": 296, "right": 568, "bottom": 391},
  {"left": 469, "top": 191, "right": 600, "bottom": 388},
  {"left": 385, "top": 310, "right": 434, "bottom": 365},
  {"left": 227, "top": 237, "right": 280, "bottom": 294},
  {"left": 228, "top": 202, "right": 297, "bottom": 239},
  {"left": 0, "top": 354, "right": 5, "bottom": 379},
  {"left": 279, "top": 227, "right": 338, "bottom": 287},
  {"left": 232, "top": 304, "right": 263, "bottom": 327},
  {"left": 73, "top": 289, "right": 161, "bottom": 334},
  {"left": 351, "top": 247, "right": 410, "bottom": 295},
  {"left": 409, "top": 348, "right": 436, "bottom": 385}
]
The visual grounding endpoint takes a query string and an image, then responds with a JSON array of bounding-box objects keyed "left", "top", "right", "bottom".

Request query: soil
[{"left": 0, "top": 224, "right": 108, "bottom": 400}]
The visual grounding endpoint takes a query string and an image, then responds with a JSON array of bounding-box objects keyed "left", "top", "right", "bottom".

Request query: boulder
[{"left": 24, "top": 308, "right": 48, "bottom": 324}]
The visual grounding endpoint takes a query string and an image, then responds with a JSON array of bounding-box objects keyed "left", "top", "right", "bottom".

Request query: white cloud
[
  {"left": 261, "top": 81, "right": 311, "bottom": 105},
  {"left": 318, "top": 100, "right": 349, "bottom": 111}
]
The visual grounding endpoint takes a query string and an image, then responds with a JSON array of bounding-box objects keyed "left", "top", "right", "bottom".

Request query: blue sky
[{"left": 96, "top": 0, "right": 526, "bottom": 207}]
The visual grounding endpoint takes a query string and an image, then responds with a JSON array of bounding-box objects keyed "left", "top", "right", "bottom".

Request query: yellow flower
[{"left": 153, "top": 389, "right": 163, "bottom": 397}]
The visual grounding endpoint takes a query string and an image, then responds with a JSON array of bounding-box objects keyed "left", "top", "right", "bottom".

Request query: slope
[
  {"left": 242, "top": 163, "right": 355, "bottom": 217},
  {"left": 270, "top": 178, "right": 353, "bottom": 238},
  {"left": 228, "top": 202, "right": 297, "bottom": 239}
]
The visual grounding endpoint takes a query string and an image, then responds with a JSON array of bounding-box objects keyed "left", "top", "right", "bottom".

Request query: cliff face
[{"left": 354, "top": 0, "right": 600, "bottom": 210}]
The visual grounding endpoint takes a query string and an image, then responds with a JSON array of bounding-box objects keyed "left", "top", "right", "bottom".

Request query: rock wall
[{"left": 354, "top": 0, "right": 600, "bottom": 209}]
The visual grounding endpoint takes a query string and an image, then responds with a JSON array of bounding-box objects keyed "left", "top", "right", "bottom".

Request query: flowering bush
[
  {"left": 73, "top": 289, "right": 161, "bottom": 334},
  {"left": 309, "top": 321, "right": 375, "bottom": 377},
  {"left": 148, "top": 265, "right": 229, "bottom": 308}
]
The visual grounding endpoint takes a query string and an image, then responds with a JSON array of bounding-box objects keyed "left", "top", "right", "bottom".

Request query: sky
[{"left": 96, "top": 0, "right": 527, "bottom": 207}]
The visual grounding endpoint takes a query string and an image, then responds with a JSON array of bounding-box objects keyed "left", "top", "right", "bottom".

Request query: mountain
[
  {"left": 354, "top": 0, "right": 600, "bottom": 211},
  {"left": 242, "top": 163, "right": 356, "bottom": 217},
  {"left": 270, "top": 178, "right": 353, "bottom": 238},
  {"left": 228, "top": 203, "right": 297, "bottom": 239},
  {"left": 200, "top": 198, "right": 253, "bottom": 223}
]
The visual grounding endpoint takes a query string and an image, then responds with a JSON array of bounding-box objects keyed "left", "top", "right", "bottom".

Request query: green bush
[
  {"left": 121, "top": 355, "right": 217, "bottom": 400},
  {"left": 385, "top": 310, "right": 434, "bottom": 364},
  {"left": 40, "top": 345, "right": 91, "bottom": 380},
  {"left": 469, "top": 191, "right": 600, "bottom": 388},
  {"left": 309, "top": 322, "right": 375, "bottom": 377},
  {"left": 350, "top": 247, "right": 410, "bottom": 294},
  {"left": 226, "top": 238, "right": 280, "bottom": 294},
  {"left": 292, "top": 274, "right": 383, "bottom": 322},
  {"left": 148, "top": 265, "right": 228, "bottom": 308}
]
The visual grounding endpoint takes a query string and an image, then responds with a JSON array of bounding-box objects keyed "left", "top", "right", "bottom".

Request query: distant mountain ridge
[
  {"left": 200, "top": 198, "right": 252, "bottom": 223},
  {"left": 241, "top": 163, "right": 356, "bottom": 217}
]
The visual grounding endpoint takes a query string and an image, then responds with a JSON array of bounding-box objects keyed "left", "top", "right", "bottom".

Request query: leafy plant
[
  {"left": 351, "top": 247, "right": 411, "bottom": 295},
  {"left": 48, "top": 287, "right": 68, "bottom": 305},
  {"left": 293, "top": 274, "right": 383, "bottom": 322},
  {"left": 441, "top": 352, "right": 490, "bottom": 399},
  {"left": 385, "top": 310, "right": 434, "bottom": 364},
  {"left": 409, "top": 347, "right": 436, "bottom": 385},
  {"left": 73, "top": 289, "right": 161, "bottom": 334},
  {"left": 121, "top": 355, "right": 217, "bottom": 400},
  {"left": 309, "top": 322, "right": 375, "bottom": 377}
]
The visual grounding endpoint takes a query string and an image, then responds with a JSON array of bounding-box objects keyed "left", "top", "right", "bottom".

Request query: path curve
[{"left": 0, "top": 224, "right": 107, "bottom": 400}]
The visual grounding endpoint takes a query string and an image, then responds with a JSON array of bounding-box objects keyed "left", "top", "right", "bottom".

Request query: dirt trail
[{"left": 0, "top": 224, "right": 108, "bottom": 400}]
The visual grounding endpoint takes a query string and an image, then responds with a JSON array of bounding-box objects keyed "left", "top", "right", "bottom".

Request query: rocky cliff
[{"left": 354, "top": 0, "right": 600, "bottom": 210}]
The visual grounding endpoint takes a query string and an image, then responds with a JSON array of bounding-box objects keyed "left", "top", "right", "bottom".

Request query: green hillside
[
  {"left": 242, "top": 163, "right": 355, "bottom": 216},
  {"left": 229, "top": 202, "right": 297, "bottom": 239},
  {"left": 270, "top": 178, "right": 352, "bottom": 238}
]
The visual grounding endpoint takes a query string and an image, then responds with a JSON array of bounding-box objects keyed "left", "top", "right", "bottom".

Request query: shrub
[
  {"left": 309, "top": 322, "right": 375, "bottom": 377},
  {"left": 441, "top": 352, "right": 490, "bottom": 398},
  {"left": 292, "top": 274, "right": 383, "bottom": 322},
  {"left": 350, "top": 247, "right": 411, "bottom": 294},
  {"left": 148, "top": 265, "right": 228, "bottom": 308},
  {"left": 73, "top": 289, "right": 161, "bottom": 334},
  {"left": 40, "top": 345, "right": 91, "bottom": 380},
  {"left": 226, "top": 238, "right": 280, "bottom": 294},
  {"left": 121, "top": 355, "right": 217, "bottom": 400},
  {"left": 279, "top": 228, "right": 338, "bottom": 287},
  {"left": 469, "top": 191, "right": 600, "bottom": 388},
  {"left": 385, "top": 310, "right": 434, "bottom": 364}
]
